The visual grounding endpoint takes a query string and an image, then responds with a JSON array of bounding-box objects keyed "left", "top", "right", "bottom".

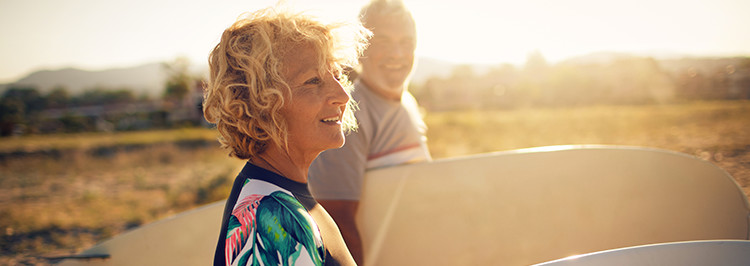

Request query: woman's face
[{"left": 279, "top": 44, "right": 351, "bottom": 157}]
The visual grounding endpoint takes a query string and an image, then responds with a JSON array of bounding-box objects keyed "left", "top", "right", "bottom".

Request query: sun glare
[
  {"left": 0, "top": 0, "right": 748, "bottom": 83},
  {"left": 402, "top": 0, "right": 750, "bottom": 65}
]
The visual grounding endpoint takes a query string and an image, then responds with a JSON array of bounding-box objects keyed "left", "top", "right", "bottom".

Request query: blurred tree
[
  {"left": 71, "top": 88, "right": 135, "bottom": 106},
  {"left": 544, "top": 65, "right": 595, "bottom": 106},
  {"left": 524, "top": 50, "right": 550, "bottom": 75},
  {"left": 45, "top": 86, "right": 70, "bottom": 109},
  {"left": 0, "top": 86, "right": 45, "bottom": 135},
  {"left": 106, "top": 89, "right": 136, "bottom": 104},
  {"left": 450, "top": 64, "right": 476, "bottom": 80},
  {"left": 163, "top": 57, "right": 193, "bottom": 101},
  {"left": 0, "top": 96, "right": 24, "bottom": 136},
  {"left": 414, "top": 54, "right": 740, "bottom": 111},
  {"left": 603, "top": 57, "right": 674, "bottom": 104},
  {"left": 58, "top": 113, "right": 93, "bottom": 133}
]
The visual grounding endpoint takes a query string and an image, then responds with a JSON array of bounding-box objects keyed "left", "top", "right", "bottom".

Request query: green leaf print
[{"left": 252, "top": 191, "right": 324, "bottom": 266}]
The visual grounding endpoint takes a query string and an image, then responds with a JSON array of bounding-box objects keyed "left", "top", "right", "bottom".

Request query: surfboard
[
  {"left": 356, "top": 145, "right": 750, "bottom": 266},
  {"left": 57, "top": 200, "right": 225, "bottom": 266},
  {"left": 531, "top": 240, "right": 750, "bottom": 266},
  {"left": 58, "top": 145, "right": 750, "bottom": 266}
]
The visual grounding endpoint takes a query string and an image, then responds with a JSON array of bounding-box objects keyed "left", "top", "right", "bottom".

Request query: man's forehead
[
  {"left": 368, "top": 17, "right": 415, "bottom": 37},
  {"left": 367, "top": 13, "right": 414, "bottom": 29}
]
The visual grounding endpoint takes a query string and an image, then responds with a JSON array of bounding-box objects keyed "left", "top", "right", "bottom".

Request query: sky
[{"left": 1, "top": 0, "right": 749, "bottom": 83}]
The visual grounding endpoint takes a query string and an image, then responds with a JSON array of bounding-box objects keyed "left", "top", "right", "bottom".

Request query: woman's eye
[{"left": 304, "top": 77, "right": 321, "bottom": 85}]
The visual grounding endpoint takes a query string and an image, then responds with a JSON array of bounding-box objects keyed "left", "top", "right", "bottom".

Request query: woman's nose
[{"left": 329, "top": 76, "right": 350, "bottom": 106}]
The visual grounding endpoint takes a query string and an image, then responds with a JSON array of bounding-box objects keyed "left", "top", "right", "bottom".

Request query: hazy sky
[{"left": 1, "top": 0, "right": 749, "bottom": 83}]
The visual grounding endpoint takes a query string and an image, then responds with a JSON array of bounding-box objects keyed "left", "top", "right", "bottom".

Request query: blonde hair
[{"left": 203, "top": 7, "right": 370, "bottom": 159}]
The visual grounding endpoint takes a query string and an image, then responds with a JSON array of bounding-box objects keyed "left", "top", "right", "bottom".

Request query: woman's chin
[
  {"left": 314, "top": 137, "right": 345, "bottom": 153},
  {"left": 330, "top": 136, "right": 346, "bottom": 150},
  {"left": 330, "top": 138, "right": 346, "bottom": 150}
]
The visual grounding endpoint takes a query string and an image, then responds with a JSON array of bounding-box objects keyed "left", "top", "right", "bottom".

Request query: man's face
[{"left": 359, "top": 16, "right": 416, "bottom": 100}]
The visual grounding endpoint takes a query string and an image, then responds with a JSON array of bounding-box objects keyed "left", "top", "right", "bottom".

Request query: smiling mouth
[
  {"left": 383, "top": 64, "right": 404, "bottom": 70},
  {"left": 321, "top": 117, "right": 341, "bottom": 125}
]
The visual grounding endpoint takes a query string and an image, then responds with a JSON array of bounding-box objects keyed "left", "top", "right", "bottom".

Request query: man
[{"left": 307, "top": 0, "right": 431, "bottom": 264}]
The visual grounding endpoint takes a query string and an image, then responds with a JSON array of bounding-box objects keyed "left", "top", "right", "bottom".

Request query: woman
[{"left": 203, "top": 7, "right": 369, "bottom": 266}]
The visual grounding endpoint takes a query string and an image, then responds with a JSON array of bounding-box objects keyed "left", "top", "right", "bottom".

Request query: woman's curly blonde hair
[{"left": 203, "top": 7, "right": 370, "bottom": 159}]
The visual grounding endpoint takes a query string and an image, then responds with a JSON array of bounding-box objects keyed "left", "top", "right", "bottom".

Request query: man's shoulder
[
  {"left": 351, "top": 80, "right": 371, "bottom": 102},
  {"left": 351, "top": 81, "right": 414, "bottom": 113}
]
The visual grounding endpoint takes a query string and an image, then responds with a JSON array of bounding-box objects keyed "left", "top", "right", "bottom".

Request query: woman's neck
[{"left": 251, "top": 146, "right": 315, "bottom": 183}]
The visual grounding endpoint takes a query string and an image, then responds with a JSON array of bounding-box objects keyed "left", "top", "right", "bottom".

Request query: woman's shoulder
[
  {"left": 232, "top": 179, "right": 310, "bottom": 225},
  {"left": 236, "top": 178, "right": 291, "bottom": 199},
  {"left": 226, "top": 179, "right": 325, "bottom": 265}
]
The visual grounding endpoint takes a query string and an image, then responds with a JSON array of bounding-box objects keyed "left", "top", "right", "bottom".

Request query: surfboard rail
[{"left": 531, "top": 240, "right": 750, "bottom": 266}]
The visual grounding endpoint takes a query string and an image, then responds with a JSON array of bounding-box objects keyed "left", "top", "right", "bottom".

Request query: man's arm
[{"left": 318, "top": 199, "right": 364, "bottom": 265}]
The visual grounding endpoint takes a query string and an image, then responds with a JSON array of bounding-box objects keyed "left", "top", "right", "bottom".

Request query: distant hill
[
  {"left": 558, "top": 51, "right": 703, "bottom": 66},
  {"left": 412, "top": 57, "right": 456, "bottom": 83},
  {"left": 0, "top": 57, "right": 491, "bottom": 98},
  {"left": 1, "top": 63, "right": 168, "bottom": 97},
  {"left": 5, "top": 51, "right": 742, "bottom": 99},
  {"left": 412, "top": 57, "right": 496, "bottom": 83},
  {"left": 559, "top": 52, "right": 637, "bottom": 65}
]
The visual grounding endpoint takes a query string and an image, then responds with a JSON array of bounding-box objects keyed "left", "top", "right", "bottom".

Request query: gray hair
[{"left": 359, "top": 0, "right": 415, "bottom": 28}]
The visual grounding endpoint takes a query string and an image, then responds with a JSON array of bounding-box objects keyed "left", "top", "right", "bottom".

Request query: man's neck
[{"left": 359, "top": 78, "right": 404, "bottom": 101}]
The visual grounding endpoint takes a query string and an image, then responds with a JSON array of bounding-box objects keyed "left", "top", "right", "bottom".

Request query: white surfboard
[
  {"left": 59, "top": 145, "right": 750, "bottom": 266},
  {"left": 57, "top": 200, "right": 224, "bottom": 266},
  {"left": 356, "top": 145, "right": 750, "bottom": 266},
  {"left": 531, "top": 240, "right": 750, "bottom": 266}
]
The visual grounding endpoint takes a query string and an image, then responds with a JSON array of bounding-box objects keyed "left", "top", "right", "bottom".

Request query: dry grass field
[
  {"left": 424, "top": 100, "right": 750, "bottom": 199},
  {"left": 1, "top": 100, "right": 748, "bottom": 265}
]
